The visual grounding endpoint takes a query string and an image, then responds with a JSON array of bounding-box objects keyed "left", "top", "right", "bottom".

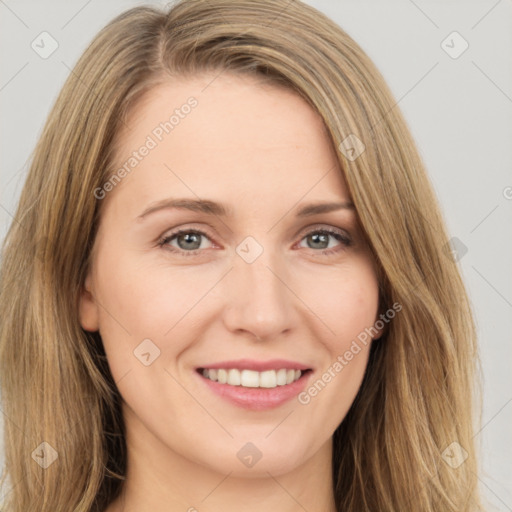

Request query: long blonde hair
[{"left": 0, "top": 1, "right": 483, "bottom": 510}]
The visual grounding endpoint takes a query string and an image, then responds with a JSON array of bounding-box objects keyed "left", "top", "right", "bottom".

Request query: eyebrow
[{"left": 137, "top": 198, "right": 355, "bottom": 220}]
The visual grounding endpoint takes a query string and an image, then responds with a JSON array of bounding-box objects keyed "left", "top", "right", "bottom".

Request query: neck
[{"left": 105, "top": 416, "right": 337, "bottom": 512}]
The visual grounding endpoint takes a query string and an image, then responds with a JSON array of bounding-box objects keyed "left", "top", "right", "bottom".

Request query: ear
[
  {"left": 372, "top": 318, "right": 385, "bottom": 341},
  {"left": 78, "top": 273, "right": 100, "bottom": 332},
  {"left": 371, "top": 308, "right": 390, "bottom": 342}
]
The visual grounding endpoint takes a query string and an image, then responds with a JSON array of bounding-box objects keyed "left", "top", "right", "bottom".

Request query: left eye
[
  {"left": 158, "top": 227, "right": 351, "bottom": 256},
  {"left": 297, "top": 229, "right": 350, "bottom": 253}
]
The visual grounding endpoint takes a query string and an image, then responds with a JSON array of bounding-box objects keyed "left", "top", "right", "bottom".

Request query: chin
[{"left": 195, "top": 438, "right": 314, "bottom": 478}]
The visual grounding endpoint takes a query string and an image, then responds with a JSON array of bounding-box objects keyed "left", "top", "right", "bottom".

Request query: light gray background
[{"left": 1, "top": 0, "right": 511, "bottom": 509}]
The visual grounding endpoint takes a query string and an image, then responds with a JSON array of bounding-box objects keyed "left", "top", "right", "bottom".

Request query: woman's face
[{"left": 79, "top": 73, "right": 382, "bottom": 478}]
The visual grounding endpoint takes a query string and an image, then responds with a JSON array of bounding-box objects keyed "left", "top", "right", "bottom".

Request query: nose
[{"left": 221, "top": 246, "right": 298, "bottom": 342}]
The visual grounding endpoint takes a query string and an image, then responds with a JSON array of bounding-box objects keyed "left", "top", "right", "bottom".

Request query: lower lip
[{"left": 196, "top": 370, "right": 312, "bottom": 411}]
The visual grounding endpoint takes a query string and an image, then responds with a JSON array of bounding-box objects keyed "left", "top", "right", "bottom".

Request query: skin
[{"left": 79, "top": 72, "right": 382, "bottom": 512}]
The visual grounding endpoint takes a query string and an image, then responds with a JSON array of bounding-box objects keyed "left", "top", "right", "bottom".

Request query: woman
[{"left": 0, "top": 1, "right": 483, "bottom": 510}]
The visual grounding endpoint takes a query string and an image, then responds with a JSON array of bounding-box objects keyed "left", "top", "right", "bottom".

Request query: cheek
[
  {"left": 298, "top": 264, "right": 379, "bottom": 419},
  {"left": 92, "top": 248, "right": 211, "bottom": 368},
  {"left": 311, "top": 260, "right": 380, "bottom": 349}
]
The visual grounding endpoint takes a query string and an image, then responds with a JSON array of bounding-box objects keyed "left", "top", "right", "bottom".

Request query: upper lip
[{"left": 197, "top": 359, "right": 312, "bottom": 372}]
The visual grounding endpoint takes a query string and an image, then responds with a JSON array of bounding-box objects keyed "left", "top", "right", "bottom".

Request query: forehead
[{"left": 108, "top": 73, "right": 348, "bottom": 207}]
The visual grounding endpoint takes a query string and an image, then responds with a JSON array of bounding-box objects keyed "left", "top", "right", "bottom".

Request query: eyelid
[
  {"left": 157, "top": 222, "right": 217, "bottom": 242},
  {"left": 296, "top": 222, "right": 351, "bottom": 239}
]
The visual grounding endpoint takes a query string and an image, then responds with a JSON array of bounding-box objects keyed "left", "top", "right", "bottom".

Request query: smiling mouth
[{"left": 197, "top": 368, "right": 312, "bottom": 389}]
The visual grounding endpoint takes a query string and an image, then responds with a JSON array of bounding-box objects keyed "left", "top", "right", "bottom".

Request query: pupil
[
  {"left": 310, "top": 233, "right": 328, "bottom": 249},
  {"left": 179, "top": 233, "right": 201, "bottom": 250}
]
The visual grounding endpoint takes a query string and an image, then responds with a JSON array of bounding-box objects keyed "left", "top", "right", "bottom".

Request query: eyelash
[{"left": 157, "top": 225, "right": 352, "bottom": 257}]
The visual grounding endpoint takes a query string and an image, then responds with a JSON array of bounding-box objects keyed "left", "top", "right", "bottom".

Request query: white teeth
[
  {"left": 202, "top": 368, "right": 304, "bottom": 388},
  {"left": 217, "top": 369, "right": 228, "bottom": 384},
  {"left": 240, "top": 369, "right": 259, "bottom": 387},
  {"left": 259, "top": 370, "right": 277, "bottom": 388},
  {"left": 276, "top": 368, "right": 287, "bottom": 386},
  {"left": 227, "top": 369, "right": 241, "bottom": 386}
]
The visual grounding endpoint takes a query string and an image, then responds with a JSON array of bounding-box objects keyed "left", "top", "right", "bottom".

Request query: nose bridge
[
  {"left": 236, "top": 234, "right": 289, "bottom": 303},
  {"left": 223, "top": 234, "right": 296, "bottom": 338}
]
